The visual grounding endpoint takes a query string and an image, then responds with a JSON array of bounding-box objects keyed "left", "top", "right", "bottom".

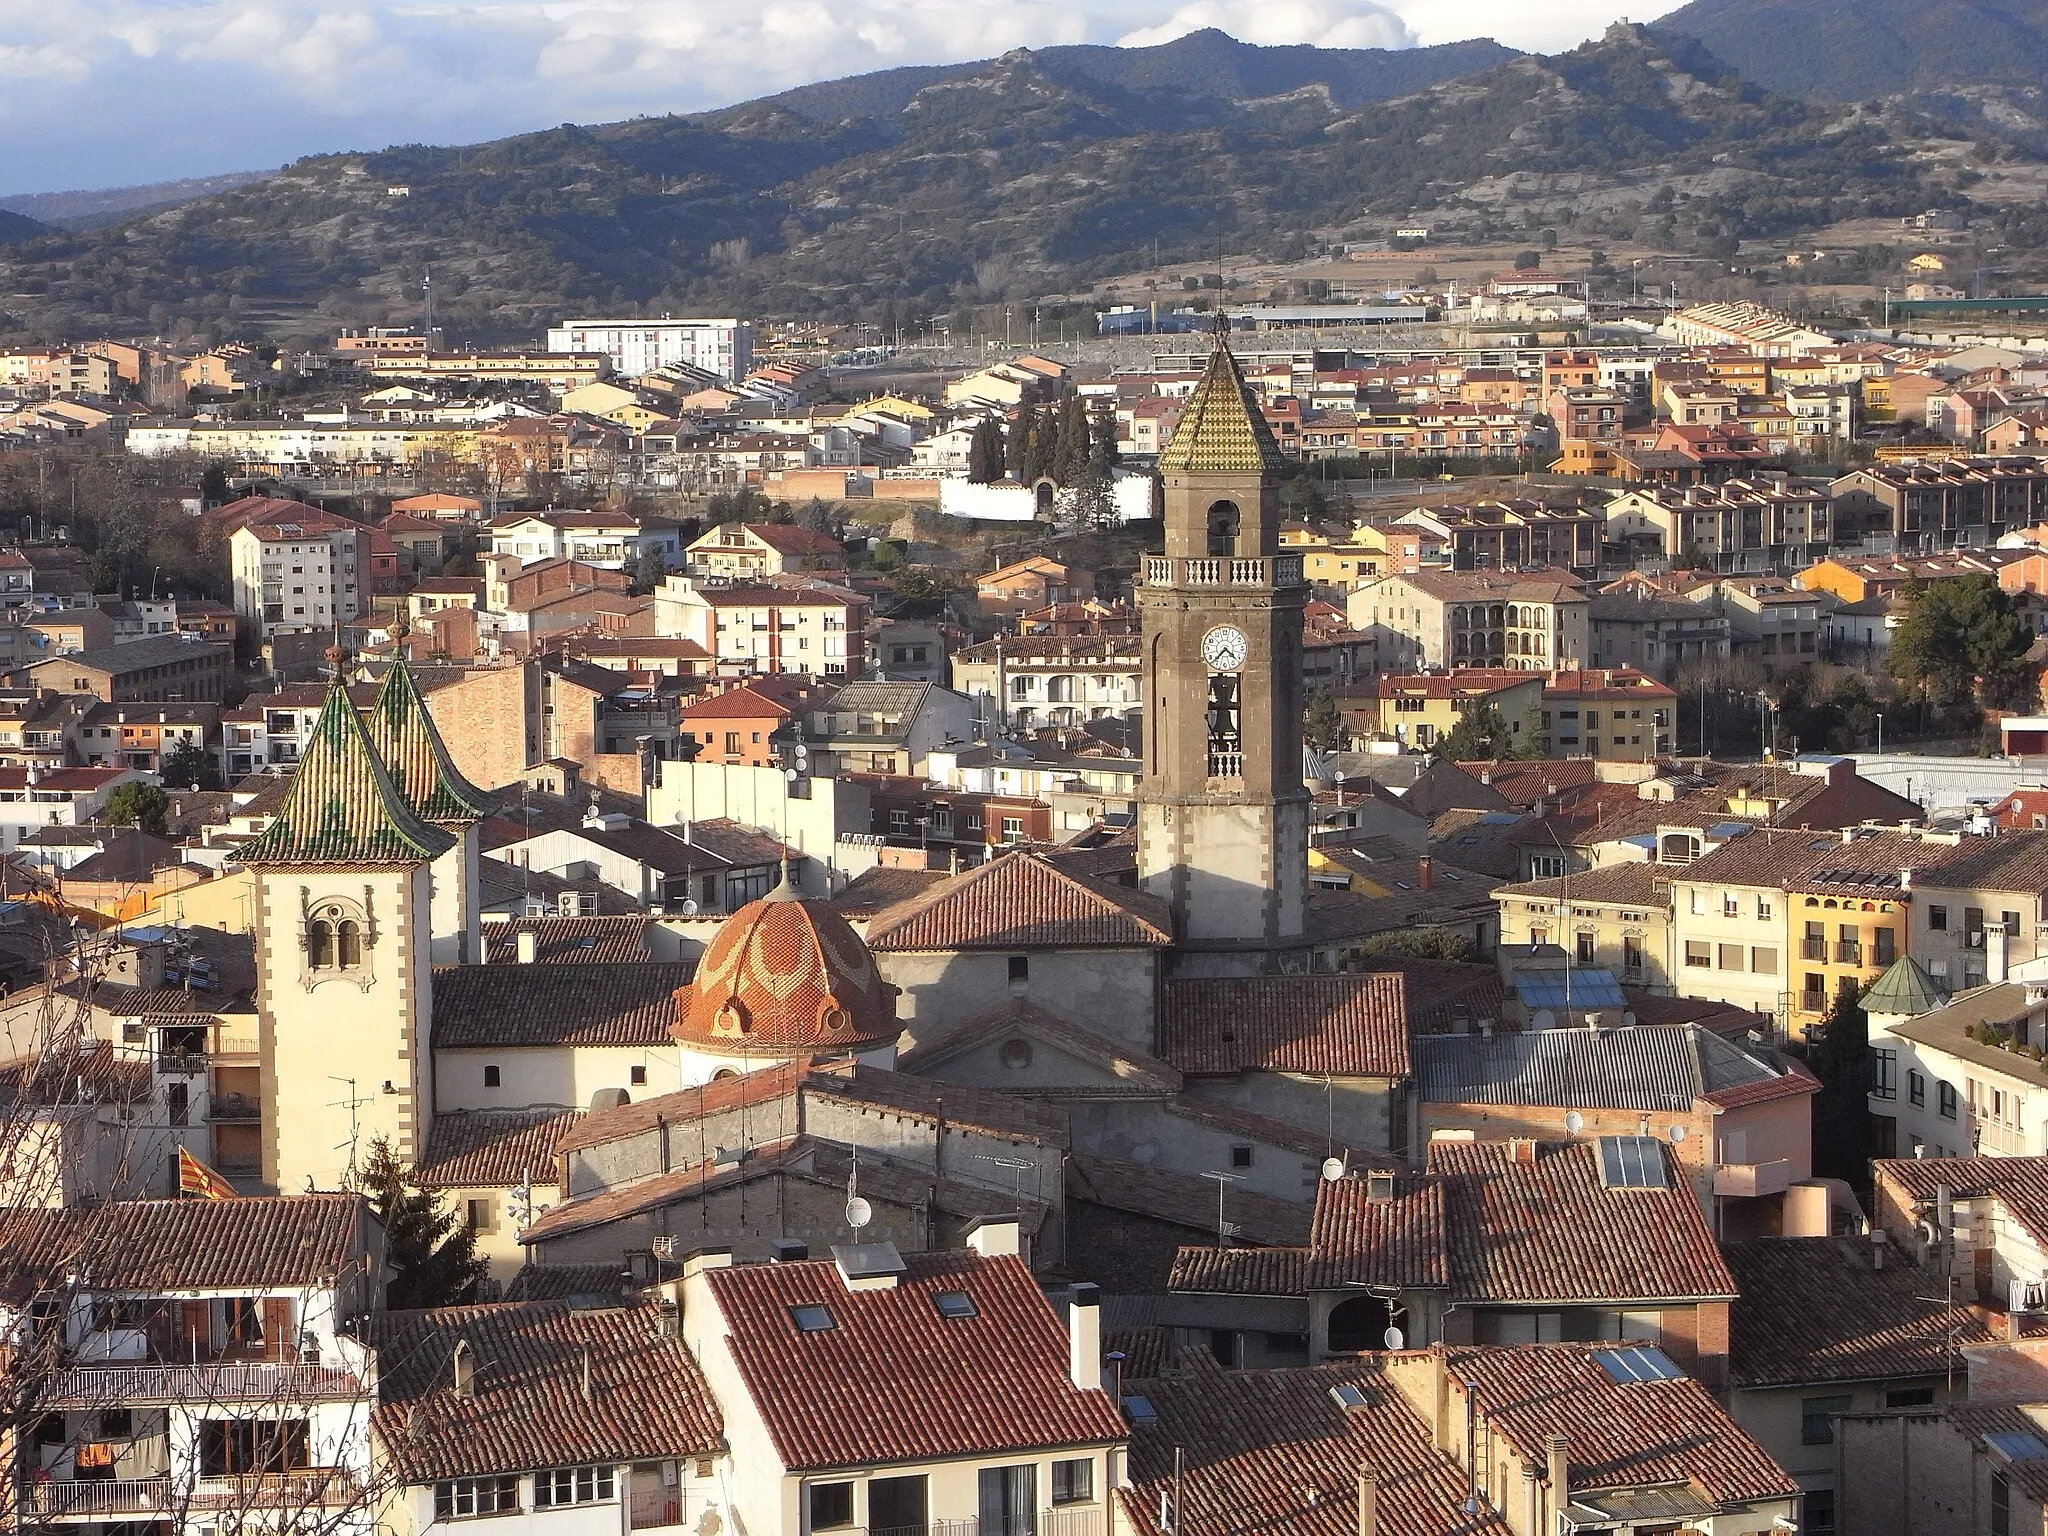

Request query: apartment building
[
  {"left": 1542, "top": 668, "right": 1677, "bottom": 759},
  {"left": 489, "top": 511, "right": 683, "bottom": 572},
  {"left": 950, "top": 635, "right": 1140, "bottom": 732},
  {"left": 1347, "top": 569, "right": 1591, "bottom": 672},
  {"left": 1346, "top": 670, "right": 1545, "bottom": 751},
  {"left": 227, "top": 510, "right": 367, "bottom": 639},
  {"left": 1831, "top": 458, "right": 2048, "bottom": 554},
  {"left": 23, "top": 636, "right": 233, "bottom": 705},
  {"left": 1395, "top": 501, "right": 1601, "bottom": 577},
  {"left": 1604, "top": 479, "right": 1831, "bottom": 573},
  {"left": 1586, "top": 592, "right": 1732, "bottom": 677},
  {"left": 683, "top": 522, "right": 846, "bottom": 579},
  {"left": 655, "top": 578, "right": 866, "bottom": 679},
  {"left": 546, "top": 318, "right": 753, "bottom": 382}
]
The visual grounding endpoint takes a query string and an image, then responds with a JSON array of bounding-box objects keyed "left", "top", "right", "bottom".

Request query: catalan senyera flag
[{"left": 178, "top": 1146, "right": 237, "bottom": 1200}]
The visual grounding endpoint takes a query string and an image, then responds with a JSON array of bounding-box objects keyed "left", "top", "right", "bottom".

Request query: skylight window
[
  {"left": 1122, "top": 1395, "right": 1157, "bottom": 1423},
  {"left": 1328, "top": 1383, "right": 1372, "bottom": 1410},
  {"left": 1595, "top": 1135, "right": 1669, "bottom": 1189},
  {"left": 789, "top": 1304, "right": 836, "bottom": 1333},
  {"left": 932, "top": 1290, "right": 978, "bottom": 1320},
  {"left": 1594, "top": 1346, "right": 1684, "bottom": 1383}
]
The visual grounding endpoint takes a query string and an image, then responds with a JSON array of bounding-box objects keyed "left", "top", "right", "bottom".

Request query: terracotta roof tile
[
  {"left": 704, "top": 1250, "right": 1126, "bottom": 1470},
  {"left": 1447, "top": 1344, "right": 1798, "bottom": 1506},
  {"left": 432, "top": 963, "right": 693, "bottom": 1048},
  {"left": 414, "top": 1109, "right": 582, "bottom": 1189},
  {"left": 368, "top": 1300, "right": 722, "bottom": 1483},
  {"left": 1160, "top": 973, "right": 1408, "bottom": 1078},
  {"left": 1427, "top": 1139, "right": 1737, "bottom": 1304},
  {"left": 1167, "top": 1176, "right": 1445, "bottom": 1296},
  {"left": 866, "top": 851, "right": 1173, "bottom": 951},
  {"left": 1726, "top": 1236, "right": 1995, "bottom": 1388},
  {"left": 558, "top": 1061, "right": 807, "bottom": 1154},
  {"left": 0, "top": 1195, "right": 368, "bottom": 1297},
  {"left": 1118, "top": 1362, "right": 1510, "bottom": 1536},
  {"left": 480, "top": 917, "right": 655, "bottom": 964},
  {"left": 1068, "top": 1153, "right": 1312, "bottom": 1247},
  {"left": 1875, "top": 1156, "right": 2048, "bottom": 1249}
]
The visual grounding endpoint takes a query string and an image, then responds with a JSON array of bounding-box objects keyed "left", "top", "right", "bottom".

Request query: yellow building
[{"left": 1353, "top": 670, "right": 1546, "bottom": 752}]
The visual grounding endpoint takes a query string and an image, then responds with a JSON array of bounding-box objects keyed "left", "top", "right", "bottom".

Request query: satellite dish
[
  {"left": 1668, "top": 1124, "right": 1687, "bottom": 1144},
  {"left": 1564, "top": 1111, "right": 1584, "bottom": 1135},
  {"left": 1321, "top": 1156, "right": 1347, "bottom": 1183},
  {"left": 1382, "top": 1326, "right": 1405, "bottom": 1350},
  {"left": 785, "top": 769, "right": 800, "bottom": 783},
  {"left": 844, "top": 1196, "right": 872, "bottom": 1231},
  {"left": 680, "top": 900, "right": 699, "bottom": 916}
]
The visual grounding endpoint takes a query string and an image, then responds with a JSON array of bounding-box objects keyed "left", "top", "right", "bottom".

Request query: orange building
[{"left": 677, "top": 684, "right": 798, "bottom": 767}]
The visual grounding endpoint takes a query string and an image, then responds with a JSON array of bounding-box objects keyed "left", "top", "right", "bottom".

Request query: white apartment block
[
  {"left": 546, "top": 319, "right": 753, "bottom": 384},
  {"left": 229, "top": 519, "right": 366, "bottom": 638}
]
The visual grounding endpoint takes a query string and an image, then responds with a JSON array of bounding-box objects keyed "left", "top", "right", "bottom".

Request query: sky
[{"left": 0, "top": 0, "right": 1684, "bottom": 197}]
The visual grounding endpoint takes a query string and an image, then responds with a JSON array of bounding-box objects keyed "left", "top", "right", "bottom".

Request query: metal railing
[
  {"left": 629, "top": 1490, "right": 683, "bottom": 1530},
  {"left": 1836, "top": 941, "right": 1863, "bottom": 965},
  {"left": 1801, "top": 940, "right": 1826, "bottom": 961},
  {"left": 25, "top": 1469, "right": 359, "bottom": 1517},
  {"left": 46, "top": 1363, "right": 361, "bottom": 1407}
]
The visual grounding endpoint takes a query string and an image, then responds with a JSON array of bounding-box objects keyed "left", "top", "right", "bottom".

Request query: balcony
[
  {"left": 1836, "top": 941, "right": 1863, "bottom": 966},
  {"left": 25, "top": 1470, "right": 360, "bottom": 1520},
  {"left": 45, "top": 1362, "right": 363, "bottom": 1407},
  {"left": 1801, "top": 940, "right": 1826, "bottom": 961},
  {"left": 1206, "top": 751, "right": 1243, "bottom": 781},
  {"left": 1714, "top": 1159, "right": 1795, "bottom": 1199},
  {"left": 1143, "top": 555, "right": 1304, "bottom": 589}
]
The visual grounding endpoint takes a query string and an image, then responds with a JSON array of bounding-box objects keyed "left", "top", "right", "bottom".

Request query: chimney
[
  {"left": 1841, "top": 826, "right": 1856, "bottom": 845},
  {"left": 451, "top": 1338, "right": 475, "bottom": 1399},
  {"left": 1356, "top": 1474, "right": 1378, "bottom": 1536},
  {"left": 1992, "top": 920, "right": 2011, "bottom": 984},
  {"left": 1870, "top": 1230, "right": 1886, "bottom": 1272},
  {"left": 1509, "top": 1137, "right": 1538, "bottom": 1165},
  {"left": 1069, "top": 1283, "right": 1102, "bottom": 1391},
  {"left": 771, "top": 1238, "right": 809, "bottom": 1263},
  {"left": 516, "top": 929, "right": 538, "bottom": 965},
  {"left": 1900, "top": 865, "right": 1913, "bottom": 892},
  {"left": 967, "top": 1215, "right": 1021, "bottom": 1259},
  {"left": 1417, "top": 856, "right": 1433, "bottom": 891},
  {"left": 1545, "top": 1435, "right": 1569, "bottom": 1507}
]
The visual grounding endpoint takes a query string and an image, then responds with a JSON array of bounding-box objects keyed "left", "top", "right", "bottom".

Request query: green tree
[
  {"left": 1807, "top": 984, "right": 1872, "bottom": 1193},
  {"left": 797, "top": 497, "right": 838, "bottom": 535},
  {"left": 162, "top": 739, "right": 222, "bottom": 792},
  {"left": 1352, "top": 929, "right": 1475, "bottom": 963},
  {"left": 966, "top": 418, "right": 1005, "bottom": 484},
  {"left": 1303, "top": 689, "right": 1346, "bottom": 752},
  {"left": 1050, "top": 393, "right": 1089, "bottom": 486},
  {"left": 1088, "top": 400, "right": 1121, "bottom": 475},
  {"left": 359, "top": 1137, "right": 486, "bottom": 1310},
  {"left": 1890, "top": 574, "right": 2033, "bottom": 710},
  {"left": 104, "top": 782, "right": 170, "bottom": 837},
  {"left": 1432, "top": 702, "right": 1522, "bottom": 762},
  {"left": 1004, "top": 406, "right": 1032, "bottom": 478},
  {"left": 633, "top": 545, "right": 668, "bottom": 594}
]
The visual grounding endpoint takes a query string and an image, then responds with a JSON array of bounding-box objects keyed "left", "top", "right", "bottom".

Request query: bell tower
[{"left": 1137, "top": 320, "right": 1309, "bottom": 955}]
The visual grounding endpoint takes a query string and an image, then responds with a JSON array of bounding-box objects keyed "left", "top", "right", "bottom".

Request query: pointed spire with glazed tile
[
  {"left": 1156, "top": 317, "right": 1287, "bottom": 476},
  {"left": 365, "top": 657, "right": 492, "bottom": 826},
  {"left": 240, "top": 679, "right": 455, "bottom": 866}
]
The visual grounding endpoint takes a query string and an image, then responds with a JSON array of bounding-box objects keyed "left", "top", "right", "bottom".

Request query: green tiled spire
[
  {"left": 366, "top": 658, "right": 492, "bottom": 825},
  {"left": 241, "top": 679, "right": 456, "bottom": 866},
  {"left": 1157, "top": 322, "right": 1286, "bottom": 475},
  {"left": 1862, "top": 954, "right": 1949, "bottom": 1017}
]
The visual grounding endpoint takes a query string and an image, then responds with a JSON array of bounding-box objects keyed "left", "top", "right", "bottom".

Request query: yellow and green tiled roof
[
  {"left": 366, "top": 659, "right": 493, "bottom": 825},
  {"left": 240, "top": 680, "right": 456, "bottom": 866},
  {"left": 1157, "top": 332, "right": 1287, "bottom": 475}
]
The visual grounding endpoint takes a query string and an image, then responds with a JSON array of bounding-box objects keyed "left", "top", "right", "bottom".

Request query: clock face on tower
[{"left": 1201, "top": 625, "right": 1248, "bottom": 672}]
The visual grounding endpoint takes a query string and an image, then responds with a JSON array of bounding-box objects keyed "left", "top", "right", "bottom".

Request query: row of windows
[
  {"left": 434, "top": 1465, "right": 615, "bottom": 1520},
  {"left": 1682, "top": 940, "right": 1780, "bottom": 975}
]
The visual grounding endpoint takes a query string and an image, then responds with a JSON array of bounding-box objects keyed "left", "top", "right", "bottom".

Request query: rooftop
[{"left": 1159, "top": 973, "right": 1409, "bottom": 1078}]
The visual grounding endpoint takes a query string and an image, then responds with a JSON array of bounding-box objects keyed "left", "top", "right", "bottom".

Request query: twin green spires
[
  {"left": 240, "top": 657, "right": 482, "bottom": 868},
  {"left": 365, "top": 659, "right": 493, "bottom": 825},
  {"left": 1156, "top": 320, "right": 1287, "bottom": 476}
]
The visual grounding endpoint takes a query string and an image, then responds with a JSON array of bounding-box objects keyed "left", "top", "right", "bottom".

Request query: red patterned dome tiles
[{"left": 673, "top": 890, "right": 898, "bottom": 1057}]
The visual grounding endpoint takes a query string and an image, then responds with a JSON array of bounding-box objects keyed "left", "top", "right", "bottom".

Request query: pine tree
[
  {"left": 967, "top": 418, "right": 1005, "bottom": 484},
  {"left": 1809, "top": 986, "right": 1874, "bottom": 1193},
  {"left": 1088, "top": 400, "right": 1121, "bottom": 474},
  {"left": 359, "top": 1137, "right": 487, "bottom": 1310},
  {"left": 1051, "top": 393, "right": 1089, "bottom": 486},
  {"left": 1022, "top": 406, "right": 1056, "bottom": 484}
]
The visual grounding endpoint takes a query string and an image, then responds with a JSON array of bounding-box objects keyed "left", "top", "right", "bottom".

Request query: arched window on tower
[
  {"left": 306, "top": 919, "right": 335, "bottom": 970},
  {"left": 303, "top": 896, "right": 372, "bottom": 985},
  {"left": 1207, "top": 501, "right": 1240, "bottom": 558},
  {"left": 337, "top": 921, "right": 362, "bottom": 969}
]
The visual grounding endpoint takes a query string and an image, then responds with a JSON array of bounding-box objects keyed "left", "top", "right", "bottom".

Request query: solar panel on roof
[
  {"left": 1593, "top": 1346, "right": 1684, "bottom": 1383},
  {"left": 1596, "top": 1135, "right": 1669, "bottom": 1189},
  {"left": 1514, "top": 970, "right": 1629, "bottom": 1011},
  {"left": 1987, "top": 1430, "right": 2048, "bottom": 1461}
]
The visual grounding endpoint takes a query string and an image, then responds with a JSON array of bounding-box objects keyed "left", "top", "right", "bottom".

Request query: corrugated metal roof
[{"left": 1413, "top": 1022, "right": 1790, "bottom": 1112}]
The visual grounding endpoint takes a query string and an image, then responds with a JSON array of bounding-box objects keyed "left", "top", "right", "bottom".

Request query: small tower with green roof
[
  {"left": 365, "top": 647, "right": 493, "bottom": 964},
  {"left": 243, "top": 661, "right": 454, "bottom": 1193}
]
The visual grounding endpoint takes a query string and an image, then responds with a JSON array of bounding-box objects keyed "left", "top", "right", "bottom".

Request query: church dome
[{"left": 672, "top": 887, "right": 898, "bottom": 1057}]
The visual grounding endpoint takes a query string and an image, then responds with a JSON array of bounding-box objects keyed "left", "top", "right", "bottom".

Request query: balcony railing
[
  {"left": 1206, "top": 751, "right": 1243, "bottom": 780},
  {"left": 25, "top": 1470, "right": 360, "bottom": 1518},
  {"left": 1713, "top": 1159, "right": 1795, "bottom": 1199},
  {"left": 1801, "top": 940, "right": 1826, "bottom": 961},
  {"left": 45, "top": 1362, "right": 362, "bottom": 1407},
  {"left": 1143, "top": 555, "right": 1304, "bottom": 588},
  {"left": 1836, "top": 941, "right": 1863, "bottom": 965}
]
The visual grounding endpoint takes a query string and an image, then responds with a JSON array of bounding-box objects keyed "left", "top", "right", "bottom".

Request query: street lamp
[{"left": 1876, "top": 713, "right": 1884, "bottom": 754}]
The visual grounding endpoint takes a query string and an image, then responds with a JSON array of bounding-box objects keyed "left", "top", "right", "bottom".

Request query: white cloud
[{"left": 0, "top": 0, "right": 1686, "bottom": 196}]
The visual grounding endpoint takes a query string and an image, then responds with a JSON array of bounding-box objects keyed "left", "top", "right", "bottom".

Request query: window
[
  {"left": 535, "top": 1467, "right": 616, "bottom": 1508},
  {"left": 1801, "top": 1394, "right": 1852, "bottom": 1445},
  {"left": 979, "top": 1465, "right": 1037, "bottom": 1536},
  {"left": 1874, "top": 928, "right": 1896, "bottom": 967},
  {"left": 1718, "top": 943, "right": 1744, "bottom": 971},
  {"left": 1230, "top": 1145, "right": 1254, "bottom": 1169},
  {"left": 1723, "top": 893, "right": 1739, "bottom": 917},
  {"left": 1940, "top": 1081, "right": 1959, "bottom": 1119},
  {"left": 1885, "top": 1386, "right": 1936, "bottom": 1408},
  {"left": 1910, "top": 1070, "right": 1926, "bottom": 1107},
  {"left": 1532, "top": 853, "right": 1566, "bottom": 880},
  {"left": 1930, "top": 904, "right": 1949, "bottom": 932},
  {"left": 790, "top": 1304, "right": 836, "bottom": 1333},
  {"left": 1623, "top": 935, "right": 1645, "bottom": 973},
  {"left": 1575, "top": 930, "right": 1595, "bottom": 965},
  {"left": 1873, "top": 1049, "right": 1897, "bottom": 1100},
  {"left": 1685, "top": 940, "right": 1712, "bottom": 968},
  {"left": 1007, "top": 955, "right": 1029, "bottom": 984},
  {"left": 483, "top": 1064, "right": 501, "bottom": 1088},
  {"left": 808, "top": 1482, "right": 854, "bottom": 1532},
  {"left": 1804, "top": 1488, "right": 1836, "bottom": 1536},
  {"left": 629, "top": 1064, "right": 648, "bottom": 1087},
  {"left": 436, "top": 1477, "right": 520, "bottom": 1520},
  {"left": 870, "top": 1475, "right": 928, "bottom": 1536},
  {"left": 1749, "top": 946, "right": 1777, "bottom": 975},
  {"left": 1994, "top": 1472, "right": 2011, "bottom": 1536},
  {"left": 1757, "top": 895, "right": 1773, "bottom": 920},
  {"left": 1001, "top": 817, "right": 1025, "bottom": 843},
  {"left": 932, "top": 1291, "right": 978, "bottom": 1320},
  {"left": 466, "top": 1197, "right": 496, "bottom": 1232},
  {"left": 1052, "top": 1459, "right": 1095, "bottom": 1506}
]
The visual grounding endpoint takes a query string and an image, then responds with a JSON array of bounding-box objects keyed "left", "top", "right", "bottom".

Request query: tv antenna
[
  {"left": 1201, "top": 1169, "right": 1245, "bottom": 1249},
  {"left": 327, "top": 1076, "right": 373, "bottom": 1180},
  {"left": 844, "top": 1146, "right": 871, "bottom": 1234}
]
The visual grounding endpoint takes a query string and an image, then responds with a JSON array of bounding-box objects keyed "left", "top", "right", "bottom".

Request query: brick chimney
[{"left": 1417, "top": 856, "right": 1433, "bottom": 891}]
